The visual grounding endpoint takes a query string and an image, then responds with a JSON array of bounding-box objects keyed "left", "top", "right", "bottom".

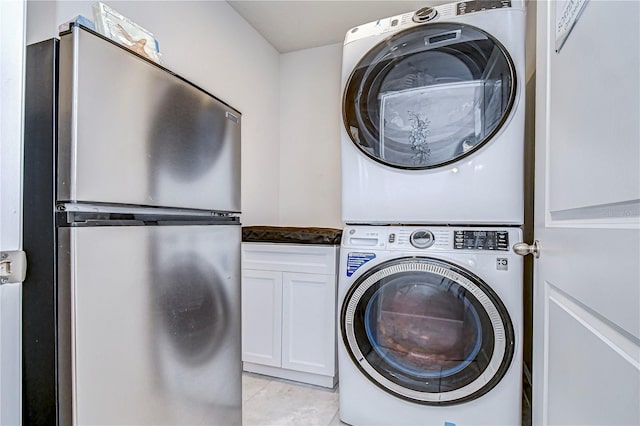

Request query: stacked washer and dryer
[{"left": 338, "top": 1, "right": 526, "bottom": 425}]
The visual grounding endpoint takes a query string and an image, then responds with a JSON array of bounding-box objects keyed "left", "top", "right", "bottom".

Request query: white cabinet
[{"left": 241, "top": 243, "right": 338, "bottom": 388}]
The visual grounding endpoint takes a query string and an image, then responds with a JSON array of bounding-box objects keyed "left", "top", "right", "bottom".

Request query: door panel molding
[
  {"left": 549, "top": 199, "right": 640, "bottom": 226},
  {"left": 544, "top": 2, "right": 640, "bottom": 215},
  {"left": 544, "top": 289, "right": 640, "bottom": 425},
  {"left": 547, "top": 283, "right": 640, "bottom": 369}
]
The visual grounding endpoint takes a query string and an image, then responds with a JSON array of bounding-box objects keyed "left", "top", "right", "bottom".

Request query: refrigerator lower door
[{"left": 58, "top": 224, "right": 241, "bottom": 425}]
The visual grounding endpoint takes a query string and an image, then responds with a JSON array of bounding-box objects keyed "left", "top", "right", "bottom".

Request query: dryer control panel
[{"left": 344, "top": 0, "right": 523, "bottom": 45}]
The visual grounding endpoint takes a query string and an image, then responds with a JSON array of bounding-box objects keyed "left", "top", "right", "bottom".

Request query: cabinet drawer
[{"left": 242, "top": 243, "right": 337, "bottom": 275}]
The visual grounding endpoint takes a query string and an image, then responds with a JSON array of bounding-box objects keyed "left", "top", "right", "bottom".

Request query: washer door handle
[{"left": 513, "top": 241, "right": 541, "bottom": 259}]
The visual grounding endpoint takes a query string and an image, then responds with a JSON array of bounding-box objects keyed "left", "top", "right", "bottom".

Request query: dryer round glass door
[
  {"left": 340, "top": 257, "right": 514, "bottom": 405},
  {"left": 343, "top": 23, "right": 516, "bottom": 169}
]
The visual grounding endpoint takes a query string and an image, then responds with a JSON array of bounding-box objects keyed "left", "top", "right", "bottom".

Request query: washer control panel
[
  {"left": 343, "top": 226, "right": 516, "bottom": 253},
  {"left": 454, "top": 230, "right": 509, "bottom": 251},
  {"left": 387, "top": 228, "right": 449, "bottom": 250}
]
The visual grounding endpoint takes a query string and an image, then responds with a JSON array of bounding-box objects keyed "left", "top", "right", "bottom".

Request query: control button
[
  {"left": 389, "top": 233, "right": 396, "bottom": 243},
  {"left": 391, "top": 19, "right": 399, "bottom": 26},
  {"left": 413, "top": 6, "right": 438, "bottom": 23},
  {"left": 497, "top": 232, "right": 509, "bottom": 251}
]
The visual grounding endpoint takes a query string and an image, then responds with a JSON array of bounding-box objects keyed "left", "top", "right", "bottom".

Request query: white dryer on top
[{"left": 341, "top": 0, "right": 526, "bottom": 225}]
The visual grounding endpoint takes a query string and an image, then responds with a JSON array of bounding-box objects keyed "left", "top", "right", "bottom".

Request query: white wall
[
  {"left": 278, "top": 43, "right": 343, "bottom": 228},
  {"left": 1, "top": 1, "right": 26, "bottom": 423},
  {"left": 27, "top": 0, "right": 281, "bottom": 226}
]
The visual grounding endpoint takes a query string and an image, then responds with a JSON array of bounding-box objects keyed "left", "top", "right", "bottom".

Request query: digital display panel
[
  {"left": 454, "top": 231, "right": 509, "bottom": 250},
  {"left": 456, "top": 0, "right": 512, "bottom": 15}
]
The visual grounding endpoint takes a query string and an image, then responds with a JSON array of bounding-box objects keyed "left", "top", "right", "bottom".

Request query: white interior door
[{"left": 533, "top": 2, "right": 640, "bottom": 425}]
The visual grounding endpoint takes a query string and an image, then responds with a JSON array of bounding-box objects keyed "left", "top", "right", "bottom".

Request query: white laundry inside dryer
[{"left": 379, "top": 80, "right": 492, "bottom": 166}]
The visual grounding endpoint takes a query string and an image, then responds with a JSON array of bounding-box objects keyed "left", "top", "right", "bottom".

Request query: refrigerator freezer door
[
  {"left": 58, "top": 224, "right": 241, "bottom": 425},
  {"left": 57, "top": 26, "right": 241, "bottom": 212}
]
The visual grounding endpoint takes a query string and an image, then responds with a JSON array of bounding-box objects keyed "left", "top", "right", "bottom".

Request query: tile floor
[{"left": 242, "top": 373, "right": 341, "bottom": 426}]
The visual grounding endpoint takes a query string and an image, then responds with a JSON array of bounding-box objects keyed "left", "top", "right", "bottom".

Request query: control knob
[
  {"left": 413, "top": 6, "right": 438, "bottom": 23},
  {"left": 410, "top": 229, "right": 435, "bottom": 249}
]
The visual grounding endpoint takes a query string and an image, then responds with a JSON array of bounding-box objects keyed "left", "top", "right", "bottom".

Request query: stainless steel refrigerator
[{"left": 23, "top": 24, "right": 242, "bottom": 425}]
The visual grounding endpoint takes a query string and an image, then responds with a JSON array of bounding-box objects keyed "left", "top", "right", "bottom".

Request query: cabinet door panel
[
  {"left": 242, "top": 243, "right": 337, "bottom": 274},
  {"left": 241, "top": 270, "right": 282, "bottom": 367},
  {"left": 281, "top": 273, "right": 335, "bottom": 375}
]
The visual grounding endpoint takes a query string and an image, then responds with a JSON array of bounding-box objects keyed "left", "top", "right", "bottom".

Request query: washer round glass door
[
  {"left": 343, "top": 23, "right": 516, "bottom": 169},
  {"left": 341, "top": 257, "right": 514, "bottom": 405}
]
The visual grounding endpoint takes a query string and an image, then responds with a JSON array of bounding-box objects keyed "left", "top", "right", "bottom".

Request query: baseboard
[{"left": 243, "top": 362, "right": 338, "bottom": 389}]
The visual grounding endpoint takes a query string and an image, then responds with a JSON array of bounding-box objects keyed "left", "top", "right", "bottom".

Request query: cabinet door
[
  {"left": 241, "top": 270, "right": 282, "bottom": 367},
  {"left": 281, "top": 272, "right": 335, "bottom": 376}
]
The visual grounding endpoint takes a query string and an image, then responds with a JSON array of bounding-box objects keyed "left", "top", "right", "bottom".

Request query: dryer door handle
[{"left": 513, "top": 241, "right": 541, "bottom": 259}]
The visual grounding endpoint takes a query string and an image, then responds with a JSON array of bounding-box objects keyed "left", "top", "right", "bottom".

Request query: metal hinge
[{"left": 0, "top": 251, "right": 27, "bottom": 285}]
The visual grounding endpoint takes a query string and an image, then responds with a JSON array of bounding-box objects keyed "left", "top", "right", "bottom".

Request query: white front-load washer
[
  {"left": 341, "top": 1, "right": 526, "bottom": 225},
  {"left": 338, "top": 225, "right": 523, "bottom": 425}
]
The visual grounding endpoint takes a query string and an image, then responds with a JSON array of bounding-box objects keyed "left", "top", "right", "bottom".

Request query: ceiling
[{"left": 227, "top": 1, "right": 450, "bottom": 53}]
